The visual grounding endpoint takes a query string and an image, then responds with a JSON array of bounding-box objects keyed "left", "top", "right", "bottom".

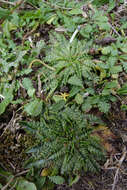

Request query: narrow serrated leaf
[
  {"left": 48, "top": 176, "right": 65, "bottom": 185},
  {"left": 68, "top": 75, "right": 83, "bottom": 87}
]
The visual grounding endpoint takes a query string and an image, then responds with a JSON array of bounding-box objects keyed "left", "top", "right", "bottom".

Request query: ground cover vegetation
[{"left": 0, "top": 0, "right": 127, "bottom": 189}]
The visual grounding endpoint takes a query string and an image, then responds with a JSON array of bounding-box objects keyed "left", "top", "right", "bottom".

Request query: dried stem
[
  {"left": 0, "top": 0, "right": 15, "bottom": 5},
  {"left": 112, "top": 146, "right": 127, "bottom": 190},
  {"left": 29, "top": 59, "right": 55, "bottom": 71}
]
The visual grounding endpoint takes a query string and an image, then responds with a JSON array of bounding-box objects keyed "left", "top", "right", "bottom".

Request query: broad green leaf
[
  {"left": 102, "top": 88, "right": 111, "bottom": 95},
  {"left": 75, "top": 93, "right": 83, "bottom": 104},
  {"left": 84, "top": 24, "right": 93, "bottom": 33},
  {"left": 95, "top": 15, "right": 108, "bottom": 22},
  {"left": 22, "top": 78, "right": 35, "bottom": 97},
  {"left": 98, "top": 22, "right": 110, "bottom": 31},
  {"left": 117, "top": 83, "right": 127, "bottom": 95},
  {"left": 0, "top": 183, "right": 2, "bottom": 188},
  {"left": 0, "top": 88, "right": 13, "bottom": 115},
  {"left": 69, "top": 9, "right": 83, "bottom": 15},
  {"left": 11, "top": 12, "right": 19, "bottom": 26},
  {"left": 120, "top": 45, "right": 127, "bottom": 53},
  {"left": 101, "top": 47, "right": 111, "bottom": 55},
  {"left": 17, "top": 180, "right": 37, "bottom": 190},
  {"left": 22, "top": 78, "right": 33, "bottom": 89},
  {"left": 47, "top": 15, "right": 57, "bottom": 24},
  {"left": 27, "top": 159, "right": 46, "bottom": 168},
  {"left": 0, "top": 8, "right": 10, "bottom": 19},
  {"left": 53, "top": 95, "right": 64, "bottom": 102},
  {"left": 2, "top": 20, "right": 10, "bottom": 38},
  {"left": 68, "top": 75, "right": 83, "bottom": 87},
  {"left": 24, "top": 99, "right": 42, "bottom": 116},
  {"left": 48, "top": 176, "right": 65, "bottom": 185},
  {"left": 121, "top": 104, "right": 127, "bottom": 111},
  {"left": 27, "top": 88, "right": 35, "bottom": 97},
  {"left": 104, "top": 81, "right": 117, "bottom": 89}
]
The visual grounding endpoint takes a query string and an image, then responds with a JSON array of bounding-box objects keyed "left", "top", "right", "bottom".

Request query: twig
[
  {"left": 112, "top": 146, "right": 127, "bottom": 190},
  {"left": 0, "top": 111, "right": 15, "bottom": 138},
  {"left": 1, "top": 170, "right": 29, "bottom": 190},
  {"left": 0, "top": 94, "right": 5, "bottom": 99},
  {"left": 10, "top": 181, "right": 17, "bottom": 190},
  {"left": 22, "top": 23, "right": 39, "bottom": 46},
  {"left": 0, "top": 0, "right": 24, "bottom": 24},
  {"left": 109, "top": 23, "right": 121, "bottom": 37},
  {"left": 29, "top": 59, "right": 55, "bottom": 71},
  {"left": 37, "top": 74, "right": 42, "bottom": 97},
  {"left": 15, "top": 169, "right": 29, "bottom": 177},
  {"left": 1, "top": 176, "right": 14, "bottom": 190},
  {"left": 69, "top": 26, "right": 81, "bottom": 43},
  {"left": 43, "top": 0, "right": 72, "bottom": 10},
  {"left": 0, "top": 0, "right": 15, "bottom": 5}
]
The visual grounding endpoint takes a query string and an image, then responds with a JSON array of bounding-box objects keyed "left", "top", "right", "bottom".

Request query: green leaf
[
  {"left": 27, "top": 159, "right": 46, "bottom": 168},
  {"left": 69, "top": 86, "right": 81, "bottom": 97},
  {"left": 117, "top": 83, "right": 127, "bottom": 95},
  {"left": 24, "top": 99, "right": 42, "bottom": 116},
  {"left": 22, "top": 78, "right": 35, "bottom": 97},
  {"left": 75, "top": 93, "right": 83, "bottom": 104},
  {"left": 101, "top": 47, "right": 111, "bottom": 55},
  {"left": 53, "top": 95, "right": 64, "bottom": 103},
  {"left": 36, "top": 176, "right": 46, "bottom": 188},
  {"left": 110, "top": 66, "right": 122, "bottom": 74},
  {"left": 0, "top": 88, "right": 13, "bottom": 115},
  {"left": 47, "top": 15, "right": 57, "bottom": 24},
  {"left": 98, "top": 22, "right": 110, "bottom": 31},
  {"left": 27, "top": 88, "right": 35, "bottom": 97},
  {"left": 2, "top": 20, "right": 10, "bottom": 38},
  {"left": 48, "top": 176, "right": 65, "bottom": 185},
  {"left": 50, "top": 100, "right": 65, "bottom": 112},
  {"left": 122, "top": 61, "right": 127, "bottom": 72},
  {"left": 98, "top": 102, "right": 110, "bottom": 113},
  {"left": 69, "top": 9, "right": 83, "bottom": 15},
  {"left": 82, "top": 102, "right": 92, "bottom": 112},
  {"left": 104, "top": 81, "right": 118, "bottom": 89},
  {"left": 120, "top": 46, "right": 127, "bottom": 53},
  {"left": 121, "top": 104, "right": 127, "bottom": 111},
  {"left": 68, "top": 75, "right": 83, "bottom": 87},
  {"left": 102, "top": 88, "right": 111, "bottom": 95},
  {"left": 84, "top": 24, "right": 93, "bottom": 33},
  {"left": 69, "top": 175, "right": 80, "bottom": 186},
  {"left": 17, "top": 180, "right": 37, "bottom": 190},
  {"left": 108, "top": 1, "right": 116, "bottom": 12},
  {"left": 0, "top": 183, "right": 3, "bottom": 188},
  {"left": 22, "top": 78, "right": 33, "bottom": 89},
  {"left": 47, "top": 79, "right": 58, "bottom": 100},
  {"left": 0, "top": 8, "right": 10, "bottom": 19}
]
